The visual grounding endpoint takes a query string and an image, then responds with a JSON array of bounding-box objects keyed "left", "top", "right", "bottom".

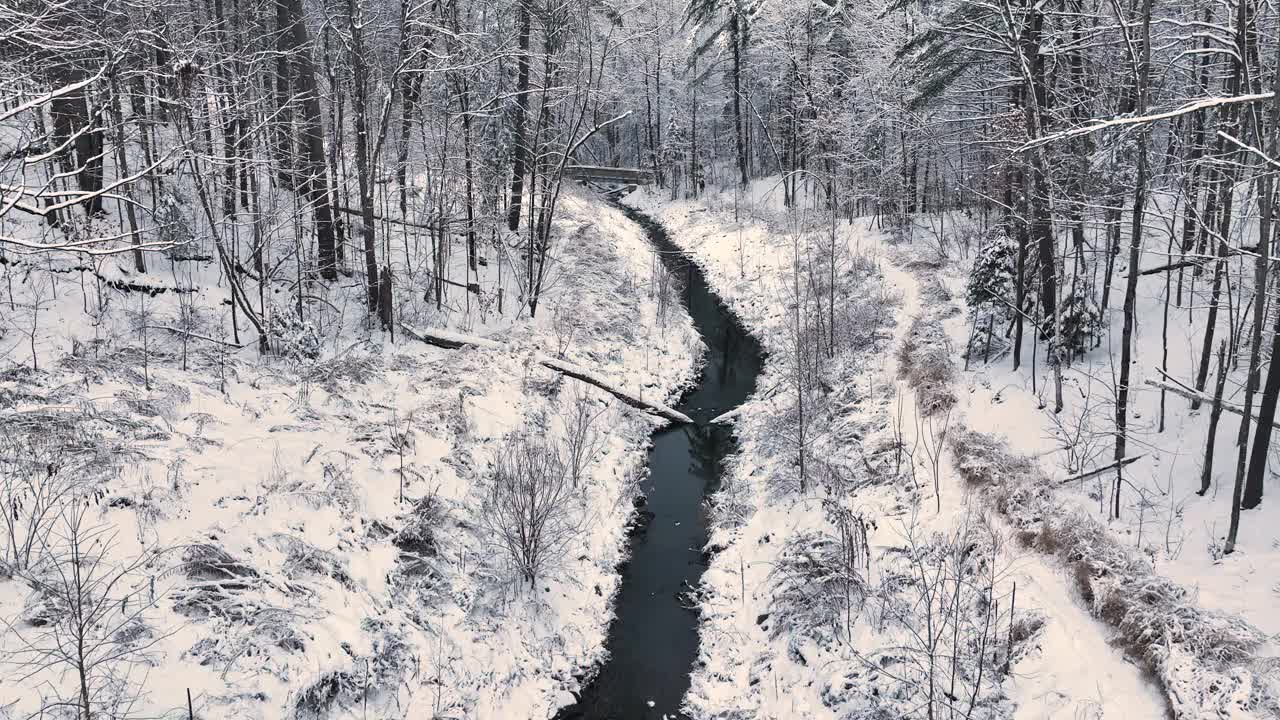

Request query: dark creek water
[{"left": 555, "top": 207, "right": 764, "bottom": 719}]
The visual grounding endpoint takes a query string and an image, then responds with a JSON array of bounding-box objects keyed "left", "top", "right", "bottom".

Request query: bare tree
[
  {"left": 4, "top": 502, "right": 167, "bottom": 719},
  {"left": 559, "top": 384, "right": 607, "bottom": 488},
  {"left": 1, "top": 433, "right": 86, "bottom": 572},
  {"left": 480, "top": 433, "right": 577, "bottom": 586}
]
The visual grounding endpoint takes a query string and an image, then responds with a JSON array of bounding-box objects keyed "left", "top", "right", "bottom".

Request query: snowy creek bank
[
  {"left": 555, "top": 205, "right": 764, "bottom": 720},
  {"left": 0, "top": 193, "right": 703, "bottom": 719}
]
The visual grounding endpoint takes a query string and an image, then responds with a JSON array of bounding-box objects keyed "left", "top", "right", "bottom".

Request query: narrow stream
[{"left": 555, "top": 207, "right": 763, "bottom": 719}]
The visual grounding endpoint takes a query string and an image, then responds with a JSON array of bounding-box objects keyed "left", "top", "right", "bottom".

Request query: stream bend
[{"left": 554, "top": 206, "right": 764, "bottom": 719}]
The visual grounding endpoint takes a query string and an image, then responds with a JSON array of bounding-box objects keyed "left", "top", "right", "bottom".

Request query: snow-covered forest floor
[
  {"left": 900, "top": 206, "right": 1280, "bottom": 636},
  {"left": 628, "top": 181, "right": 1279, "bottom": 719},
  {"left": 0, "top": 192, "right": 700, "bottom": 719}
]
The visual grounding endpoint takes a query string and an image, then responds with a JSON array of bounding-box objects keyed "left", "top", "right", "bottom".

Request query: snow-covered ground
[
  {"left": 0, "top": 192, "right": 700, "bottom": 719},
  {"left": 626, "top": 181, "right": 1244, "bottom": 719}
]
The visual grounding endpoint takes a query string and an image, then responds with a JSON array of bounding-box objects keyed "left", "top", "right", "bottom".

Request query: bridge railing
[{"left": 563, "top": 165, "right": 654, "bottom": 185}]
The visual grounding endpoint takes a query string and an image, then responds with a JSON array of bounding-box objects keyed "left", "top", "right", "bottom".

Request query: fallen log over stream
[{"left": 400, "top": 324, "right": 693, "bottom": 425}]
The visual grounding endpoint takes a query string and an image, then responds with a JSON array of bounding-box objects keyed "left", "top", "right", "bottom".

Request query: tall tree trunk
[
  {"left": 1112, "top": 0, "right": 1154, "bottom": 519},
  {"left": 325, "top": 46, "right": 348, "bottom": 267},
  {"left": 397, "top": 72, "right": 423, "bottom": 217},
  {"left": 690, "top": 56, "right": 699, "bottom": 197},
  {"left": 1022, "top": 3, "right": 1055, "bottom": 326},
  {"left": 348, "top": 0, "right": 379, "bottom": 312},
  {"left": 282, "top": 0, "right": 339, "bottom": 280},
  {"left": 731, "top": 8, "right": 748, "bottom": 188},
  {"left": 448, "top": 0, "right": 478, "bottom": 273},
  {"left": 108, "top": 75, "right": 145, "bottom": 272},
  {"left": 1239, "top": 29, "right": 1280, "bottom": 512},
  {"left": 50, "top": 67, "right": 105, "bottom": 217},
  {"left": 273, "top": 0, "right": 296, "bottom": 185},
  {"left": 1246, "top": 294, "right": 1280, "bottom": 508},
  {"left": 1178, "top": 7, "right": 1213, "bottom": 293},
  {"left": 1013, "top": 165, "right": 1029, "bottom": 371},
  {"left": 1193, "top": 78, "right": 1246, "bottom": 401},
  {"left": 506, "top": 0, "right": 531, "bottom": 231}
]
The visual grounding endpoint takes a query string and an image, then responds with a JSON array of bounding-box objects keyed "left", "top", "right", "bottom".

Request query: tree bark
[
  {"left": 1113, "top": 0, "right": 1153, "bottom": 519},
  {"left": 281, "top": 0, "right": 339, "bottom": 280},
  {"left": 506, "top": 0, "right": 532, "bottom": 231},
  {"left": 1240, "top": 23, "right": 1280, "bottom": 512},
  {"left": 731, "top": 9, "right": 748, "bottom": 188},
  {"left": 49, "top": 67, "right": 105, "bottom": 218},
  {"left": 347, "top": 0, "right": 380, "bottom": 311}
]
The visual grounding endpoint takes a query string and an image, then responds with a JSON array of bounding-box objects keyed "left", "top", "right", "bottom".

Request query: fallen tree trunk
[
  {"left": 709, "top": 407, "right": 741, "bottom": 425},
  {"left": 1135, "top": 243, "right": 1259, "bottom": 276},
  {"left": 400, "top": 324, "right": 693, "bottom": 424},
  {"left": 1144, "top": 379, "right": 1280, "bottom": 430}
]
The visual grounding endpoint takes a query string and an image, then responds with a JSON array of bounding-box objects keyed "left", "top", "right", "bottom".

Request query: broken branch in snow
[
  {"left": 399, "top": 324, "right": 693, "bottom": 424},
  {"left": 1058, "top": 454, "right": 1146, "bottom": 485},
  {"left": 1144, "top": 379, "right": 1280, "bottom": 430},
  {"left": 144, "top": 326, "right": 245, "bottom": 349}
]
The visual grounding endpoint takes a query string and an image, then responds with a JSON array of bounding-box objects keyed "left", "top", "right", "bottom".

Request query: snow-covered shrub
[
  {"left": 949, "top": 428, "right": 1033, "bottom": 487},
  {"left": 654, "top": 260, "right": 685, "bottom": 334},
  {"left": 393, "top": 493, "right": 445, "bottom": 575},
  {"left": 18, "top": 590, "right": 66, "bottom": 626},
  {"left": 257, "top": 450, "right": 357, "bottom": 514},
  {"left": 965, "top": 229, "right": 1017, "bottom": 312},
  {"left": 290, "top": 619, "right": 415, "bottom": 718},
  {"left": 1042, "top": 382, "right": 1110, "bottom": 475},
  {"left": 962, "top": 231, "right": 1019, "bottom": 361},
  {"left": 706, "top": 451, "right": 755, "bottom": 531},
  {"left": 155, "top": 187, "right": 195, "bottom": 256},
  {"left": 948, "top": 213, "right": 987, "bottom": 258},
  {"left": 7, "top": 502, "right": 166, "bottom": 718},
  {"left": 180, "top": 543, "right": 258, "bottom": 583},
  {"left": 60, "top": 344, "right": 155, "bottom": 387},
  {"left": 276, "top": 534, "right": 353, "bottom": 589},
  {"left": 363, "top": 619, "right": 413, "bottom": 687},
  {"left": 920, "top": 277, "right": 958, "bottom": 320},
  {"left": 172, "top": 542, "right": 262, "bottom": 620},
  {"left": 113, "top": 382, "right": 188, "bottom": 422},
  {"left": 832, "top": 259, "right": 897, "bottom": 356},
  {"left": 897, "top": 316, "right": 956, "bottom": 415},
  {"left": 949, "top": 429, "right": 1055, "bottom": 526},
  {"left": 884, "top": 214, "right": 914, "bottom": 245},
  {"left": 267, "top": 309, "right": 321, "bottom": 361},
  {"left": 0, "top": 420, "right": 118, "bottom": 571},
  {"left": 304, "top": 351, "right": 383, "bottom": 389},
  {"left": 550, "top": 303, "right": 580, "bottom": 358},
  {"left": 1046, "top": 287, "right": 1102, "bottom": 359},
  {"left": 291, "top": 670, "right": 360, "bottom": 720},
  {"left": 449, "top": 388, "right": 471, "bottom": 438},
  {"left": 768, "top": 520, "right": 869, "bottom": 642}
]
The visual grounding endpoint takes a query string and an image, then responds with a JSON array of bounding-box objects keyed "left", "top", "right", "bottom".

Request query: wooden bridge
[{"left": 564, "top": 165, "right": 655, "bottom": 188}]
